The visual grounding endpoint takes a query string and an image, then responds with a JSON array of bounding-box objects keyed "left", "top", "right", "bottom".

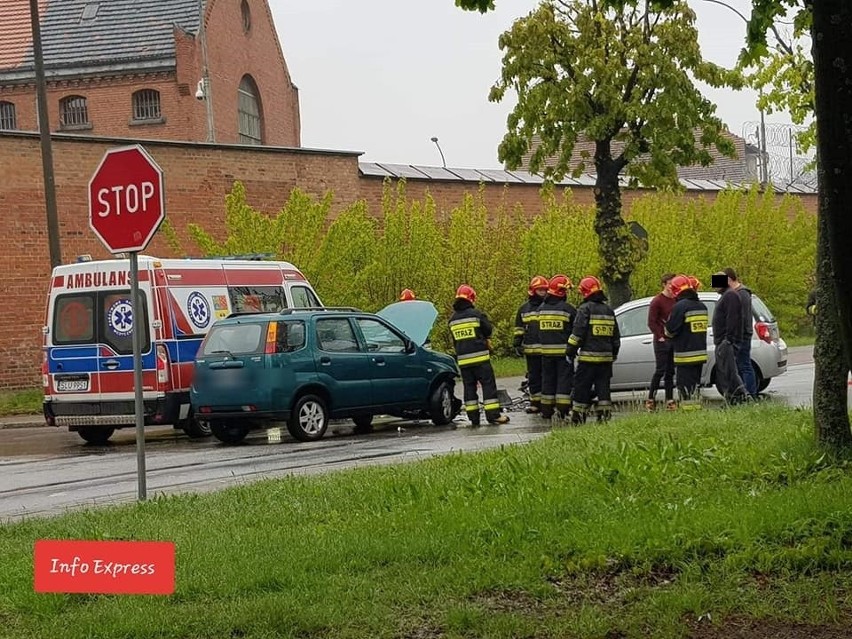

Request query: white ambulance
[{"left": 42, "top": 255, "right": 322, "bottom": 444}]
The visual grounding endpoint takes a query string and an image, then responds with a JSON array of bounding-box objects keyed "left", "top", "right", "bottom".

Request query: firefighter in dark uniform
[
  {"left": 537, "top": 275, "right": 576, "bottom": 420},
  {"left": 566, "top": 276, "right": 620, "bottom": 424},
  {"left": 448, "top": 284, "right": 510, "bottom": 427},
  {"left": 664, "top": 274, "right": 709, "bottom": 410},
  {"left": 513, "top": 275, "right": 549, "bottom": 414}
]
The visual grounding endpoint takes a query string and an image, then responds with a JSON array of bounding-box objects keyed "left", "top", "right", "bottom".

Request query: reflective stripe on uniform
[
  {"left": 540, "top": 345, "right": 567, "bottom": 355},
  {"left": 540, "top": 394, "right": 555, "bottom": 405},
  {"left": 577, "top": 352, "right": 614, "bottom": 363},
  {"left": 568, "top": 335, "right": 581, "bottom": 346},
  {"left": 457, "top": 350, "right": 490, "bottom": 366},
  {"left": 674, "top": 350, "right": 707, "bottom": 364},
  {"left": 483, "top": 399, "right": 501, "bottom": 411}
]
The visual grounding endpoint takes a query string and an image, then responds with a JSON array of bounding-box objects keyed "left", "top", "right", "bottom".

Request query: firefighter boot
[
  {"left": 488, "top": 414, "right": 510, "bottom": 425},
  {"left": 570, "top": 409, "right": 587, "bottom": 425}
]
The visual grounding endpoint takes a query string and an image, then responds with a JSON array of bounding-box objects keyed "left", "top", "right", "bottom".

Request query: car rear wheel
[
  {"left": 77, "top": 427, "right": 114, "bottom": 445},
  {"left": 211, "top": 421, "right": 249, "bottom": 445},
  {"left": 352, "top": 415, "right": 373, "bottom": 434},
  {"left": 288, "top": 395, "right": 329, "bottom": 442},
  {"left": 429, "top": 382, "right": 455, "bottom": 426}
]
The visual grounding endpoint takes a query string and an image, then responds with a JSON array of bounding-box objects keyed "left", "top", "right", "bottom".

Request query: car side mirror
[
  {"left": 366, "top": 343, "right": 379, "bottom": 352},
  {"left": 405, "top": 339, "right": 416, "bottom": 353}
]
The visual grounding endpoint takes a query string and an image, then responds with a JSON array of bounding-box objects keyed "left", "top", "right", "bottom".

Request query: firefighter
[
  {"left": 448, "top": 284, "right": 510, "bottom": 427},
  {"left": 537, "top": 275, "right": 576, "bottom": 420},
  {"left": 399, "top": 288, "right": 416, "bottom": 302},
  {"left": 513, "top": 275, "right": 549, "bottom": 413},
  {"left": 566, "top": 276, "right": 620, "bottom": 424},
  {"left": 664, "top": 274, "right": 709, "bottom": 410},
  {"left": 689, "top": 276, "right": 702, "bottom": 291}
]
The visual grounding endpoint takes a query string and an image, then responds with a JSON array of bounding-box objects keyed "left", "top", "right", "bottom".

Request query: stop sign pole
[{"left": 88, "top": 144, "right": 166, "bottom": 502}]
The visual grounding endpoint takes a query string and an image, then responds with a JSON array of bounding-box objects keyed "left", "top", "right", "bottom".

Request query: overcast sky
[{"left": 269, "top": 0, "right": 798, "bottom": 169}]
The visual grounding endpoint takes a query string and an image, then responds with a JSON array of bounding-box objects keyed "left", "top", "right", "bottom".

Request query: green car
[{"left": 191, "top": 304, "right": 461, "bottom": 444}]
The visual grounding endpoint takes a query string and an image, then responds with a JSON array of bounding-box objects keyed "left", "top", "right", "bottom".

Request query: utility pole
[{"left": 29, "top": 0, "right": 62, "bottom": 267}]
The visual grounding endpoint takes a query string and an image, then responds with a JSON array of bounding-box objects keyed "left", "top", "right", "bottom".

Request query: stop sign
[{"left": 88, "top": 144, "right": 165, "bottom": 253}]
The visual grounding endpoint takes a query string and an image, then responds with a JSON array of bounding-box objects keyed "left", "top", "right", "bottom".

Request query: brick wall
[
  {"left": 0, "top": 131, "right": 817, "bottom": 390},
  {"left": 202, "top": 0, "right": 300, "bottom": 146}
]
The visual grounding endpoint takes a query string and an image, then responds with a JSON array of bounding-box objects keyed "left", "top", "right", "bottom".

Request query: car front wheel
[
  {"left": 211, "top": 421, "right": 249, "bottom": 445},
  {"left": 288, "top": 395, "right": 329, "bottom": 442},
  {"left": 429, "top": 382, "right": 455, "bottom": 426}
]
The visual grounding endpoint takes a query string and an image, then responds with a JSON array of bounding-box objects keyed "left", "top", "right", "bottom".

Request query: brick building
[{"left": 0, "top": 0, "right": 300, "bottom": 146}]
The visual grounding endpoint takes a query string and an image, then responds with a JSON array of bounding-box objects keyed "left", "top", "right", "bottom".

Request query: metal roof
[
  {"left": 357, "top": 162, "right": 817, "bottom": 194},
  {"left": 0, "top": 0, "right": 201, "bottom": 82}
]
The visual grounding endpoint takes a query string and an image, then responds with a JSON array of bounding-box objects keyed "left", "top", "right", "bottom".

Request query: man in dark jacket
[
  {"left": 513, "top": 275, "right": 549, "bottom": 414},
  {"left": 449, "top": 284, "right": 510, "bottom": 427},
  {"left": 537, "top": 275, "right": 576, "bottom": 421},
  {"left": 646, "top": 272, "right": 677, "bottom": 411},
  {"left": 724, "top": 268, "right": 757, "bottom": 398},
  {"left": 566, "top": 276, "right": 620, "bottom": 424},
  {"left": 665, "top": 275, "right": 709, "bottom": 409},
  {"left": 711, "top": 271, "right": 748, "bottom": 404}
]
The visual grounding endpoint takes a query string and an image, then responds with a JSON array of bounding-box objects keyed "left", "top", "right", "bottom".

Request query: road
[{"left": 0, "top": 347, "right": 828, "bottom": 522}]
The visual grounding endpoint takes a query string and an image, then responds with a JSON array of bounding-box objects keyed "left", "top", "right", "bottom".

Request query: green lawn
[
  {"left": 0, "top": 388, "right": 42, "bottom": 416},
  {"left": 1, "top": 404, "right": 850, "bottom": 638},
  {"left": 491, "top": 355, "right": 528, "bottom": 378}
]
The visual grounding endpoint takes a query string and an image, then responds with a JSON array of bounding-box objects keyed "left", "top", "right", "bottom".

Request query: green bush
[{"left": 168, "top": 180, "right": 815, "bottom": 355}]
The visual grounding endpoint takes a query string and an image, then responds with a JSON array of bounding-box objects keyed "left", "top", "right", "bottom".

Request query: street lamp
[{"left": 430, "top": 136, "right": 447, "bottom": 168}]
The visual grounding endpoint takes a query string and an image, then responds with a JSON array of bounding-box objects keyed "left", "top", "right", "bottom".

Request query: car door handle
[
  {"left": 209, "top": 360, "right": 244, "bottom": 369},
  {"left": 373, "top": 357, "right": 386, "bottom": 366},
  {"left": 102, "top": 359, "right": 120, "bottom": 370},
  {"left": 642, "top": 339, "right": 653, "bottom": 345},
  {"left": 320, "top": 356, "right": 331, "bottom": 365}
]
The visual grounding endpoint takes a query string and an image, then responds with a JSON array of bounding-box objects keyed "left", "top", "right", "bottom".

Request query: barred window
[
  {"left": 0, "top": 101, "right": 16, "bottom": 130},
  {"left": 59, "top": 95, "right": 89, "bottom": 127},
  {"left": 132, "top": 89, "right": 161, "bottom": 121},
  {"left": 237, "top": 75, "right": 263, "bottom": 145}
]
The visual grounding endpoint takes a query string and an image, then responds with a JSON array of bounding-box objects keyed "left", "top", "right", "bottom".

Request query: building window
[
  {"left": 132, "top": 89, "right": 161, "bottom": 121},
  {"left": 59, "top": 95, "right": 89, "bottom": 128},
  {"left": 0, "top": 101, "right": 16, "bottom": 130},
  {"left": 237, "top": 75, "right": 263, "bottom": 145},
  {"left": 241, "top": 0, "right": 252, "bottom": 33}
]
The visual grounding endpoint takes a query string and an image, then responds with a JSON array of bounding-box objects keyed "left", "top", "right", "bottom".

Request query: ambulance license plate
[{"left": 55, "top": 375, "right": 89, "bottom": 392}]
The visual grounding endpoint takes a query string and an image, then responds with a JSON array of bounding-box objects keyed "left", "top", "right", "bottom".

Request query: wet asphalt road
[{"left": 0, "top": 347, "right": 827, "bottom": 522}]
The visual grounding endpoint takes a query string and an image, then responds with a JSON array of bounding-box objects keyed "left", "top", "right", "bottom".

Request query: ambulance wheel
[
  {"left": 182, "top": 415, "right": 212, "bottom": 439},
  {"left": 77, "top": 427, "right": 114, "bottom": 445},
  {"left": 211, "top": 421, "right": 249, "bottom": 444}
]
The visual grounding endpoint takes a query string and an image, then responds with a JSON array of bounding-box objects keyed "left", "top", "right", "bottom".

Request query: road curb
[{"left": 0, "top": 417, "right": 45, "bottom": 430}]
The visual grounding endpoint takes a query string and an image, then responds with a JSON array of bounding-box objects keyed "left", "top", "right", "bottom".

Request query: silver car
[{"left": 612, "top": 292, "right": 788, "bottom": 393}]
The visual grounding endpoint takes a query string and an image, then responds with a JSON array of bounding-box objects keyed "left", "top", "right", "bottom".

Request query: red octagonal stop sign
[{"left": 88, "top": 145, "right": 165, "bottom": 254}]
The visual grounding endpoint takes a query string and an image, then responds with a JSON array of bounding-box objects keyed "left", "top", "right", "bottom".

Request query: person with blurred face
[
  {"left": 724, "top": 267, "right": 758, "bottom": 398},
  {"left": 711, "top": 271, "right": 748, "bottom": 405}
]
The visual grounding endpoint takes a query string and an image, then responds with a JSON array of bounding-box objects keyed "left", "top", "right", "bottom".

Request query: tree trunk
[
  {"left": 812, "top": 198, "right": 851, "bottom": 446},
  {"left": 594, "top": 147, "right": 634, "bottom": 308},
  {"left": 811, "top": 0, "right": 852, "bottom": 449}
]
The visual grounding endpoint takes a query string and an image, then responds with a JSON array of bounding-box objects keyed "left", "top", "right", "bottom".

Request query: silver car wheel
[
  {"left": 299, "top": 401, "right": 325, "bottom": 436},
  {"left": 440, "top": 385, "right": 453, "bottom": 419}
]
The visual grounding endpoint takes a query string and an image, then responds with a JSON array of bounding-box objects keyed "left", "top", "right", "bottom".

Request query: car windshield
[{"left": 201, "top": 323, "right": 264, "bottom": 356}]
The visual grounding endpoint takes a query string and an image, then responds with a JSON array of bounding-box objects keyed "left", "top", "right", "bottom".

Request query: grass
[
  {"left": 785, "top": 335, "right": 815, "bottom": 348},
  {"left": 1, "top": 404, "right": 851, "bottom": 638},
  {"left": 0, "top": 388, "right": 42, "bottom": 416},
  {"left": 491, "top": 355, "right": 528, "bottom": 378}
]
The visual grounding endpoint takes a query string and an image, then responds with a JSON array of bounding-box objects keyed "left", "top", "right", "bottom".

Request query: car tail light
[
  {"left": 242, "top": 405, "right": 257, "bottom": 412},
  {"left": 199, "top": 406, "right": 212, "bottom": 414},
  {"left": 42, "top": 351, "right": 49, "bottom": 388},
  {"left": 156, "top": 344, "right": 170, "bottom": 384},
  {"left": 755, "top": 322, "right": 772, "bottom": 344},
  {"left": 265, "top": 322, "right": 278, "bottom": 354}
]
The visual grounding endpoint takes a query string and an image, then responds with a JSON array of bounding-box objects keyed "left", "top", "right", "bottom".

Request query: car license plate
[{"left": 56, "top": 378, "right": 89, "bottom": 392}]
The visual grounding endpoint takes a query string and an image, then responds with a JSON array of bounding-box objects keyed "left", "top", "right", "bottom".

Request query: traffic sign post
[{"left": 88, "top": 145, "right": 165, "bottom": 502}]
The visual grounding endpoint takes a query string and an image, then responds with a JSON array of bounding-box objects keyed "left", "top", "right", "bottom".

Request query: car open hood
[{"left": 377, "top": 300, "right": 438, "bottom": 346}]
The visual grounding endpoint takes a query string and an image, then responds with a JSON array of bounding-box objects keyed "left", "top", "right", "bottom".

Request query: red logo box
[{"left": 34, "top": 540, "right": 175, "bottom": 595}]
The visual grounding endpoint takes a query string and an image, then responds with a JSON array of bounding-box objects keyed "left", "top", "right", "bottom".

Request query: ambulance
[{"left": 42, "top": 255, "right": 322, "bottom": 444}]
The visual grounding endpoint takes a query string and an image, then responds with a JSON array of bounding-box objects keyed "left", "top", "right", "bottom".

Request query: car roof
[
  {"left": 212, "top": 307, "right": 367, "bottom": 326},
  {"left": 615, "top": 291, "right": 765, "bottom": 313}
]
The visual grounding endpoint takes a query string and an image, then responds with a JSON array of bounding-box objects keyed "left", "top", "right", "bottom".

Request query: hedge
[{"left": 163, "top": 181, "right": 815, "bottom": 356}]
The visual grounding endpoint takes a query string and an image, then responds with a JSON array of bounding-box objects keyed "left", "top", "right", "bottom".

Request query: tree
[
  {"left": 489, "top": 0, "right": 736, "bottom": 307},
  {"left": 455, "top": 0, "right": 495, "bottom": 11}
]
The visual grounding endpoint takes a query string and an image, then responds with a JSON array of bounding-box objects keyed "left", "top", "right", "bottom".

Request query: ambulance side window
[
  {"left": 102, "top": 291, "right": 150, "bottom": 355},
  {"left": 228, "top": 286, "right": 287, "bottom": 314},
  {"left": 53, "top": 293, "right": 95, "bottom": 344},
  {"left": 290, "top": 286, "right": 320, "bottom": 308}
]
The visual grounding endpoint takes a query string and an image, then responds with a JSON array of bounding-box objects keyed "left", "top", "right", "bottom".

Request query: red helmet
[
  {"left": 455, "top": 284, "right": 477, "bottom": 303},
  {"left": 528, "top": 275, "right": 549, "bottom": 296},
  {"left": 670, "top": 274, "right": 693, "bottom": 297},
  {"left": 578, "top": 276, "right": 602, "bottom": 298},
  {"left": 399, "top": 288, "right": 416, "bottom": 302},
  {"left": 688, "top": 276, "right": 702, "bottom": 291},
  {"left": 547, "top": 274, "right": 572, "bottom": 297}
]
